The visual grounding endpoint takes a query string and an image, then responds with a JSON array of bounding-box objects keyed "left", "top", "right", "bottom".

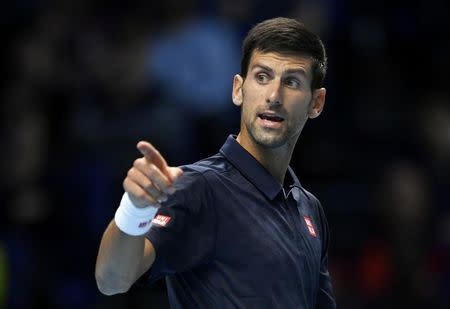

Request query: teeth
[{"left": 260, "top": 114, "right": 282, "bottom": 121}]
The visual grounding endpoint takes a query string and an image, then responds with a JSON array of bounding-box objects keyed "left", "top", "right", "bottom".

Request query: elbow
[
  {"left": 96, "top": 279, "right": 128, "bottom": 296},
  {"left": 95, "top": 270, "right": 132, "bottom": 296}
]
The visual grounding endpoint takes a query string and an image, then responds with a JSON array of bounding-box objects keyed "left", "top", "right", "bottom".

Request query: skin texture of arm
[
  {"left": 95, "top": 220, "right": 155, "bottom": 295},
  {"left": 95, "top": 141, "right": 182, "bottom": 295}
]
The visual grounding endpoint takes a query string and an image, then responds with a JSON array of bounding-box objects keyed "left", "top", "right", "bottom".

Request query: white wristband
[{"left": 114, "top": 192, "right": 158, "bottom": 236}]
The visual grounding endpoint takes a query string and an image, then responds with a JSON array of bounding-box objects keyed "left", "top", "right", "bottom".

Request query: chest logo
[
  {"left": 152, "top": 215, "right": 171, "bottom": 227},
  {"left": 303, "top": 216, "right": 317, "bottom": 237}
]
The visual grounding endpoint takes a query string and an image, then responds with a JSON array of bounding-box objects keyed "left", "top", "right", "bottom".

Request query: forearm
[
  {"left": 95, "top": 219, "right": 153, "bottom": 295},
  {"left": 95, "top": 141, "right": 180, "bottom": 295}
]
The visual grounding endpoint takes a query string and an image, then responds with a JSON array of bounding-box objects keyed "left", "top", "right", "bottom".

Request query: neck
[{"left": 236, "top": 131, "right": 297, "bottom": 184}]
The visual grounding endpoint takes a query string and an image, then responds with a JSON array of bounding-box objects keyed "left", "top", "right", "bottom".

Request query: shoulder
[
  {"left": 180, "top": 152, "right": 234, "bottom": 183},
  {"left": 168, "top": 153, "right": 231, "bottom": 205}
]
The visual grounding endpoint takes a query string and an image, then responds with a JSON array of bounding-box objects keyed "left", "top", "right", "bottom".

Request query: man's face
[{"left": 233, "top": 50, "right": 326, "bottom": 149}]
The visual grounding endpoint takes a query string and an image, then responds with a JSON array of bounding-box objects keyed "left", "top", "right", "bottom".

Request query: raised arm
[{"left": 95, "top": 141, "right": 182, "bottom": 295}]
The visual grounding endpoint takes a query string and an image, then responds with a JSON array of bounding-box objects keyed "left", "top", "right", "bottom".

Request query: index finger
[{"left": 137, "top": 141, "right": 169, "bottom": 175}]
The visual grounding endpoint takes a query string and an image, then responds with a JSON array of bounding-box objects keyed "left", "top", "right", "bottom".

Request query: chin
[{"left": 252, "top": 132, "right": 288, "bottom": 149}]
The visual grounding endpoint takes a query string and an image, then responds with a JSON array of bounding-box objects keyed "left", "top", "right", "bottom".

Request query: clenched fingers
[
  {"left": 126, "top": 167, "right": 167, "bottom": 204},
  {"left": 123, "top": 177, "right": 159, "bottom": 207},
  {"left": 132, "top": 158, "right": 172, "bottom": 194}
]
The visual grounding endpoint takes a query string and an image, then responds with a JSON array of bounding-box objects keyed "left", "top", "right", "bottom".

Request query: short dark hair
[{"left": 240, "top": 17, "right": 327, "bottom": 90}]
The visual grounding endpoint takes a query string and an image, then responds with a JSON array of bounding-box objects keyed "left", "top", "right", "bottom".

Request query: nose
[{"left": 266, "top": 80, "right": 282, "bottom": 106}]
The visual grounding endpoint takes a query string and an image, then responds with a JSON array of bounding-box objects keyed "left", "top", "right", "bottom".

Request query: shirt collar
[{"left": 219, "top": 135, "right": 302, "bottom": 200}]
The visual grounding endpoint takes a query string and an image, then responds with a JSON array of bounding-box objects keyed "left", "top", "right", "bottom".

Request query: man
[{"left": 96, "top": 17, "right": 336, "bottom": 308}]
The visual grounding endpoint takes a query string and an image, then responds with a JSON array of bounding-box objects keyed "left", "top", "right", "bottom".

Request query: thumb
[{"left": 167, "top": 166, "right": 183, "bottom": 182}]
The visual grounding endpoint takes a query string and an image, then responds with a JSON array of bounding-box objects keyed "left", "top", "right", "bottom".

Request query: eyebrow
[
  {"left": 285, "top": 68, "right": 307, "bottom": 77},
  {"left": 251, "top": 63, "right": 307, "bottom": 77}
]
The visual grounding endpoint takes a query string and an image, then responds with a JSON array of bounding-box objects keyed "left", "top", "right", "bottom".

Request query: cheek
[
  {"left": 289, "top": 100, "right": 311, "bottom": 125},
  {"left": 240, "top": 101, "right": 255, "bottom": 123},
  {"left": 241, "top": 88, "right": 260, "bottom": 116},
  {"left": 243, "top": 83, "right": 265, "bottom": 103}
]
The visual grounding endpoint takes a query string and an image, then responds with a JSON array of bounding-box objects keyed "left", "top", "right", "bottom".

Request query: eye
[
  {"left": 284, "top": 78, "right": 301, "bottom": 89},
  {"left": 255, "top": 72, "right": 270, "bottom": 84}
]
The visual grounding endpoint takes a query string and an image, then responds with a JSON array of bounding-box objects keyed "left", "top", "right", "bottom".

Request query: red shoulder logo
[
  {"left": 303, "top": 216, "right": 317, "bottom": 237},
  {"left": 152, "top": 215, "right": 171, "bottom": 227}
]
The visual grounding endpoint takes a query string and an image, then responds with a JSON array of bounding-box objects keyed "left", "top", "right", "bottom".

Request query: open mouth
[{"left": 258, "top": 113, "right": 284, "bottom": 122}]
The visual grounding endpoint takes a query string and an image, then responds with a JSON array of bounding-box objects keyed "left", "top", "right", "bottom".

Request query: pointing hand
[{"left": 123, "top": 141, "right": 183, "bottom": 208}]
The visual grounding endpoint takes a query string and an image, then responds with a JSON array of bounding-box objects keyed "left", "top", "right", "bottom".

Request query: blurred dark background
[{"left": 1, "top": 0, "right": 449, "bottom": 308}]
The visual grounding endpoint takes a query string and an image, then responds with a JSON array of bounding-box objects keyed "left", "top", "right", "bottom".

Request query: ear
[
  {"left": 308, "top": 88, "right": 326, "bottom": 119},
  {"left": 232, "top": 74, "right": 244, "bottom": 106}
]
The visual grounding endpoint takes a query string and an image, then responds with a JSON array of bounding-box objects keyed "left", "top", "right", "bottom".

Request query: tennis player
[{"left": 96, "top": 17, "right": 336, "bottom": 308}]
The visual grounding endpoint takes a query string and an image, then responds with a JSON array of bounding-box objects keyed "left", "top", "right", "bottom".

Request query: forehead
[{"left": 248, "top": 50, "right": 313, "bottom": 77}]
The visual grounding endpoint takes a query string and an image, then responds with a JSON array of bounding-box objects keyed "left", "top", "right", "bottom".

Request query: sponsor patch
[
  {"left": 303, "top": 216, "right": 317, "bottom": 237},
  {"left": 138, "top": 220, "right": 151, "bottom": 228},
  {"left": 152, "top": 215, "right": 171, "bottom": 227}
]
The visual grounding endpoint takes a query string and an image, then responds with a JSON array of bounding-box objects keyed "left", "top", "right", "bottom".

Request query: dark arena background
[{"left": 1, "top": 0, "right": 449, "bottom": 308}]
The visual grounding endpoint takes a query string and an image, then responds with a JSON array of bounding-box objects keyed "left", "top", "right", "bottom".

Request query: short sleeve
[
  {"left": 315, "top": 199, "right": 337, "bottom": 308},
  {"left": 144, "top": 167, "right": 216, "bottom": 283}
]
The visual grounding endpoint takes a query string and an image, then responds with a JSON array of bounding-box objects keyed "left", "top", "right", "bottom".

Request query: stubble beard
[
  {"left": 245, "top": 111, "right": 310, "bottom": 150},
  {"left": 246, "top": 120, "right": 292, "bottom": 149}
]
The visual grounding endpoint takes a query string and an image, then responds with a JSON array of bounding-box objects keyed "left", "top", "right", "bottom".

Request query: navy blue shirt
[{"left": 145, "top": 135, "right": 336, "bottom": 308}]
